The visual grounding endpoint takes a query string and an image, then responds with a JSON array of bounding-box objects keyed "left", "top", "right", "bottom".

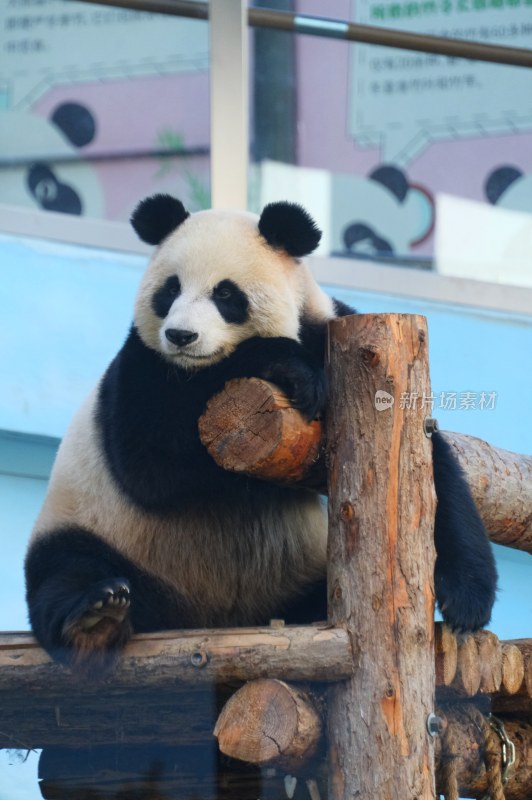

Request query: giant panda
[{"left": 25, "top": 195, "right": 497, "bottom": 672}]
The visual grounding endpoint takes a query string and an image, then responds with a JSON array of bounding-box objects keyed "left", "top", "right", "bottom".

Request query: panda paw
[
  {"left": 71, "top": 579, "right": 131, "bottom": 631},
  {"left": 436, "top": 572, "right": 495, "bottom": 633},
  {"left": 262, "top": 359, "right": 327, "bottom": 421},
  {"left": 61, "top": 578, "right": 132, "bottom": 673}
]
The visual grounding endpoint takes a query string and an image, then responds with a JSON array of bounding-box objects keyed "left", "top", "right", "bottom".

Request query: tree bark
[
  {"left": 0, "top": 626, "right": 352, "bottom": 695},
  {"left": 325, "top": 314, "right": 437, "bottom": 800},
  {"left": 444, "top": 431, "right": 532, "bottom": 552},
  {"left": 199, "top": 379, "right": 532, "bottom": 553}
]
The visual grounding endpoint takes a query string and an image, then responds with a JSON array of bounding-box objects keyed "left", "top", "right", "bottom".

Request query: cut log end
[
  {"left": 501, "top": 643, "right": 525, "bottom": 695},
  {"left": 435, "top": 624, "right": 458, "bottom": 687},
  {"left": 452, "top": 634, "right": 481, "bottom": 697},
  {"left": 199, "top": 377, "right": 322, "bottom": 483},
  {"left": 214, "top": 679, "right": 322, "bottom": 771}
]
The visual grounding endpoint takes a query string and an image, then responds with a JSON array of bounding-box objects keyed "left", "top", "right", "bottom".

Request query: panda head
[{"left": 131, "top": 194, "right": 327, "bottom": 369}]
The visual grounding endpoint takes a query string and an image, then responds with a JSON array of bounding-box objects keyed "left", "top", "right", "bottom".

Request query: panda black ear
[
  {"left": 131, "top": 194, "right": 190, "bottom": 245},
  {"left": 258, "top": 201, "right": 322, "bottom": 257}
]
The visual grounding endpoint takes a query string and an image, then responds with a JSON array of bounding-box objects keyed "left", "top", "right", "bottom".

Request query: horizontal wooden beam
[
  {"left": 0, "top": 625, "right": 351, "bottom": 751},
  {"left": 0, "top": 626, "right": 530, "bottom": 749},
  {"left": 199, "top": 378, "right": 532, "bottom": 554},
  {"left": 0, "top": 625, "right": 352, "bottom": 695}
]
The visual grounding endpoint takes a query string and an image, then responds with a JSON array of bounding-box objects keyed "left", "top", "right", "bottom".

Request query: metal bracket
[{"left": 480, "top": 713, "right": 516, "bottom": 799}]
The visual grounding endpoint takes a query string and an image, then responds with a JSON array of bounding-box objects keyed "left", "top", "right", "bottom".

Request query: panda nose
[{"left": 165, "top": 329, "right": 199, "bottom": 347}]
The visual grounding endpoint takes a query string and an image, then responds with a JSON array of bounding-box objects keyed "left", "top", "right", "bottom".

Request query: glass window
[
  {"left": 250, "top": 0, "right": 532, "bottom": 289},
  {"left": 0, "top": 1, "right": 211, "bottom": 221}
]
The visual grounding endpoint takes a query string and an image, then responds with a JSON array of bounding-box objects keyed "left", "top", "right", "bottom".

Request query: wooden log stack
[
  {"left": 214, "top": 680, "right": 532, "bottom": 800},
  {"left": 0, "top": 624, "right": 531, "bottom": 749}
]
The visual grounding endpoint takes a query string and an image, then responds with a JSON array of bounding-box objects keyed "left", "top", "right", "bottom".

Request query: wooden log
[
  {"left": 474, "top": 630, "right": 503, "bottom": 694},
  {"left": 444, "top": 431, "right": 532, "bottom": 552},
  {"left": 501, "top": 643, "right": 525, "bottom": 695},
  {"left": 213, "top": 688, "right": 532, "bottom": 800},
  {"left": 214, "top": 678, "right": 322, "bottom": 771},
  {"left": 325, "top": 314, "right": 437, "bottom": 800},
  {"left": 199, "top": 378, "right": 532, "bottom": 554},
  {"left": 198, "top": 377, "right": 322, "bottom": 484},
  {"left": 512, "top": 639, "right": 532, "bottom": 697},
  {"left": 450, "top": 635, "right": 480, "bottom": 699},
  {"left": 435, "top": 623, "right": 458, "bottom": 687},
  {"left": 0, "top": 625, "right": 352, "bottom": 696},
  {"left": 435, "top": 709, "right": 532, "bottom": 800},
  {"left": 492, "top": 640, "right": 532, "bottom": 713}
]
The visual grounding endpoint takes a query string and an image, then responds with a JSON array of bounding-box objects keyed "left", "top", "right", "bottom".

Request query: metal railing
[{"left": 83, "top": 0, "right": 532, "bottom": 68}]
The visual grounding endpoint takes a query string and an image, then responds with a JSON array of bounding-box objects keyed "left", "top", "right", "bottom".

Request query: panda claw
[{"left": 64, "top": 578, "right": 132, "bottom": 638}]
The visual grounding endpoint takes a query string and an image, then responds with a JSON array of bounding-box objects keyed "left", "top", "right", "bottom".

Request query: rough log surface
[
  {"left": 0, "top": 626, "right": 352, "bottom": 695},
  {"left": 435, "top": 710, "right": 532, "bottom": 800},
  {"left": 214, "top": 678, "right": 322, "bottom": 770},
  {"left": 33, "top": 711, "right": 532, "bottom": 800},
  {"left": 325, "top": 314, "right": 437, "bottom": 800},
  {"left": 199, "top": 378, "right": 532, "bottom": 553},
  {"left": 435, "top": 624, "right": 458, "bottom": 687},
  {"left": 444, "top": 431, "right": 532, "bottom": 552}
]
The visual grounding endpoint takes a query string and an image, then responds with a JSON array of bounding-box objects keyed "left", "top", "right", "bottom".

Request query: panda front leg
[
  {"left": 25, "top": 527, "right": 187, "bottom": 673},
  {"left": 432, "top": 431, "right": 498, "bottom": 632},
  {"left": 222, "top": 335, "right": 327, "bottom": 421}
]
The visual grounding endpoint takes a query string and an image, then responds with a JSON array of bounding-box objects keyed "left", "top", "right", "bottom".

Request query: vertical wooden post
[{"left": 326, "top": 314, "right": 437, "bottom": 800}]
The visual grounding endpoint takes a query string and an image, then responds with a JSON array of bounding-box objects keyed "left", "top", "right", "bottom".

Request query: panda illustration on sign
[{"left": 25, "top": 195, "right": 497, "bottom": 671}]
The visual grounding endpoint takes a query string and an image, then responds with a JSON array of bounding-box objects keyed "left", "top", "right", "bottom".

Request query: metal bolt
[
  {"left": 424, "top": 417, "right": 439, "bottom": 438},
  {"left": 426, "top": 712, "right": 445, "bottom": 736},
  {"left": 190, "top": 650, "right": 208, "bottom": 668}
]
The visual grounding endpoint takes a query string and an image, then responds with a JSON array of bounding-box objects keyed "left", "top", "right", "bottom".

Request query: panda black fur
[{"left": 25, "top": 195, "right": 497, "bottom": 671}]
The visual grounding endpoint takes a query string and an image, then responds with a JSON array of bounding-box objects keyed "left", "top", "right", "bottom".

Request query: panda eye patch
[
  {"left": 152, "top": 275, "right": 181, "bottom": 318},
  {"left": 213, "top": 282, "right": 233, "bottom": 300},
  {"left": 212, "top": 280, "right": 249, "bottom": 324}
]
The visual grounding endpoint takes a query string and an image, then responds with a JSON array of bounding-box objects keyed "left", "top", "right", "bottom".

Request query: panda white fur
[{"left": 25, "top": 195, "right": 497, "bottom": 672}]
